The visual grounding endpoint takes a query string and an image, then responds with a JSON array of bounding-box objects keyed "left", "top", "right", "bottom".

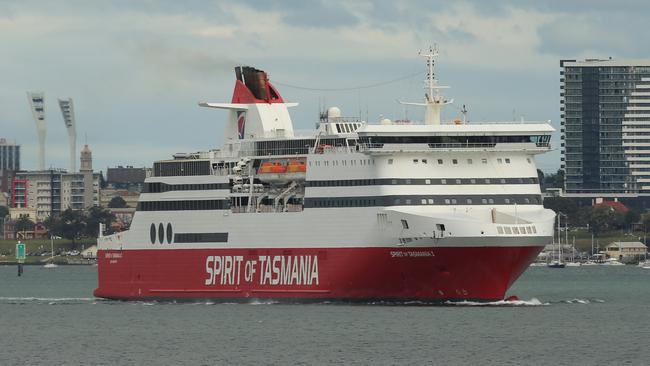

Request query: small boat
[
  {"left": 43, "top": 236, "right": 58, "bottom": 269},
  {"left": 529, "top": 262, "right": 547, "bottom": 267},
  {"left": 565, "top": 236, "right": 581, "bottom": 266},
  {"left": 638, "top": 260, "right": 650, "bottom": 269},
  {"left": 547, "top": 260, "right": 566, "bottom": 268},
  {"left": 602, "top": 258, "right": 625, "bottom": 266}
]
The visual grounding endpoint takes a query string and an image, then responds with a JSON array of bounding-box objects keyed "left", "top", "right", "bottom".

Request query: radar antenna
[{"left": 398, "top": 45, "right": 453, "bottom": 125}]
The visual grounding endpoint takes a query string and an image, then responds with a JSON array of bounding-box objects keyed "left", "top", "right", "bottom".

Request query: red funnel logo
[{"left": 237, "top": 111, "right": 246, "bottom": 139}]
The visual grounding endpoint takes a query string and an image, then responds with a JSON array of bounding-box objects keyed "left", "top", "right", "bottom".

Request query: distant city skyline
[{"left": 3, "top": 1, "right": 650, "bottom": 173}]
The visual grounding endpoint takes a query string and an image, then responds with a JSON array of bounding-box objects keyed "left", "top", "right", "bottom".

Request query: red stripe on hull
[{"left": 94, "top": 246, "right": 542, "bottom": 302}]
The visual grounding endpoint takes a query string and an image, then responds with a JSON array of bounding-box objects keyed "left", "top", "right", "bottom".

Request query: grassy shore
[
  {"left": 560, "top": 230, "right": 647, "bottom": 252},
  {"left": 0, "top": 238, "right": 96, "bottom": 257}
]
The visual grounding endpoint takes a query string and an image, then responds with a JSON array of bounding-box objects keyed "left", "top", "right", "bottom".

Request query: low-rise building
[
  {"left": 605, "top": 241, "right": 648, "bottom": 263},
  {"left": 81, "top": 245, "right": 98, "bottom": 259},
  {"left": 106, "top": 165, "right": 149, "bottom": 191},
  {"left": 9, "top": 207, "right": 37, "bottom": 221}
]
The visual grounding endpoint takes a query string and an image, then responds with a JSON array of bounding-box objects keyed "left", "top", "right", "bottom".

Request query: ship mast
[{"left": 399, "top": 45, "right": 453, "bottom": 125}]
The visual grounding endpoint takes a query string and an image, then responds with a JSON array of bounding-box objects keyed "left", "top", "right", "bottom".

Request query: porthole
[
  {"left": 150, "top": 224, "right": 156, "bottom": 244},
  {"left": 166, "top": 223, "right": 173, "bottom": 244},
  {"left": 158, "top": 223, "right": 164, "bottom": 244}
]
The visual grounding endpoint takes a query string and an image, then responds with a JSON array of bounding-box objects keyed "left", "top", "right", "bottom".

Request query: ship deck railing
[{"left": 357, "top": 142, "right": 551, "bottom": 153}]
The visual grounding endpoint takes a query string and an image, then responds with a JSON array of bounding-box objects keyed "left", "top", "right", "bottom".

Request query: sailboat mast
[{"left": 557, "top": 214, "right": 561, "bottom": 262}]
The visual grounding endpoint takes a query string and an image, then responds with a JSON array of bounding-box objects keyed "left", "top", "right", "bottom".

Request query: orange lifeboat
[
  {"left": 269, "top": 162, "right": 287, "bottom": 173},
  {"left": 259, "top": 162, "right": 274, "bottom": 173},
  {"left": 286, "top": 160, "right": 306, "bottom": 173}
]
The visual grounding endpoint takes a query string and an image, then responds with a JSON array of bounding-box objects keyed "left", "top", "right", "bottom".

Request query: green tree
[
  {"left": 537, "top": 169, "right": 545, "bottom": 189},
  {"left": 99, "top": 172, "right": 107, "bottom": 189},
  {"left": 589, "top": 206, "right": 624, "bottom": 235},
  {"left": 624, "top": 209, "right": 641, "bottom": 227},
  {"left": 60, "top": 208, "right": 85, "bottom": 244},
  {"left": 0, "top": 205, "right": 9, "bottom": 218},
  {"left": 43, "top": 215, "right": 63, "bottom": 237},
  {"left": 84, "top": 206, "right": 116, "bottom": 237},
  {"left": 543, "top": 169, "right": 564, "bottom": 189},
  {"left": 14, "top": 216, "right": 35, "bottom": 235},
  {"left": 108, "top": 196, "right": 127, "bottom": 208},
  {"left": 543, "top": 197, "right": 579, "bottom": 225}
]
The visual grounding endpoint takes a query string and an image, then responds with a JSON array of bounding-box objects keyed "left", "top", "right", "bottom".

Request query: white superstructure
[{"left": 100, "top": 57, "right": 556, "bottom": 253}]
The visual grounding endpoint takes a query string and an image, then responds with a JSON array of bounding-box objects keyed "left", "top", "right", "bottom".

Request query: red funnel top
[{"left": 231, "top": 66, "right": 284, "bottom": 104}]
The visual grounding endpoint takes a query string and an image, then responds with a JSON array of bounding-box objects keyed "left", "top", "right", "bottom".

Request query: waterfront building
[
  {"left": 0, "top": 138, "right": 20, "bottom": 193},
  {"left": 11, "top": 145, "right": 101, "bottom": 221},
  {"left": 561, "top": 59, "right": 650, "bottom": 195},
  {"left": 605, "top": 241, "right": 648, "bottom": 263}
]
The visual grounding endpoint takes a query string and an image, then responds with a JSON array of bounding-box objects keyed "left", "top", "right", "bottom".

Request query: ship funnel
[{"left": 232, "top": 66, "right": 283, "bottom": 103}]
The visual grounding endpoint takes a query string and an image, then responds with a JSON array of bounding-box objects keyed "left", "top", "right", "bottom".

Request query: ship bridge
[{"left": 355, "top": 123, "right": 554, "bottom": 154}]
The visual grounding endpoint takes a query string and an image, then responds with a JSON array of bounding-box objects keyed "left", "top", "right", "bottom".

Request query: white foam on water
[
  {"left": 562, "top": 298, "right": 605, "bottom": 305},
  {"left": 247, "top": 300, "right": 279, "bottom": 305},
  {"left": 445, "top": 297, "right": 549, "bottom": 306},
  {"left": 0, "top": 296, "right": 97, "bottom": 302}
]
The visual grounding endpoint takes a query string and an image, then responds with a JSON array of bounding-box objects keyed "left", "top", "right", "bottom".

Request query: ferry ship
[{"left": 95, "top": 48, "right": 556, "bottom": 302}]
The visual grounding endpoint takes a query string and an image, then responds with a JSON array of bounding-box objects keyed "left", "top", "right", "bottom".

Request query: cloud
[{"left": 3, "top": 0, "right": 647, "bottom": 173}]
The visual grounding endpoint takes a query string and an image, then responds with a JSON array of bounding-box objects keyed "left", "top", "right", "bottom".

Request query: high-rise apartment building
[
  {"left": 561, "top": 59, "right": 650, "bottom": 195},
  {"left": 0, "top": 138, "right": 20, "bottom": 194}
]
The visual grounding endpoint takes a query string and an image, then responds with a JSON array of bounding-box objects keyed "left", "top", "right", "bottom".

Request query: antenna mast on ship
[{"left": 399, "top": 45, "right": 453, "bottom": 125}]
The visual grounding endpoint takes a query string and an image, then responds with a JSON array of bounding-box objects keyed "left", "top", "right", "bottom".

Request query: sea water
[{"left": 1, "top": 265, "right": 649, "bottom": 365}]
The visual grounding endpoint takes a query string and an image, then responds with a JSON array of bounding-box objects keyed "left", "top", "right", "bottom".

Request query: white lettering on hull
[{"left": 205, "top": 255, "right": 319, "bottom": 287}]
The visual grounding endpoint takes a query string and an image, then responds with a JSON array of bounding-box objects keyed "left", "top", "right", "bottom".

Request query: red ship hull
[{"left": 94, "top": 245, "right": 543, "bottom": 302}]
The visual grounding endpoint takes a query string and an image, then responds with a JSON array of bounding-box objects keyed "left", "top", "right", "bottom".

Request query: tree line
[
  {"left": 543, "top": 196, "right": 642, "bottom": 235},
  {"left": 10, "top": 207, "right": 116, "bottom": 242}
]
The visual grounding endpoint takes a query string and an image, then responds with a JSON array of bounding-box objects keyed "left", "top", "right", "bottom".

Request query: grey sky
[{"left": 2, "top": 0, "right": 649, "bottom": 173}]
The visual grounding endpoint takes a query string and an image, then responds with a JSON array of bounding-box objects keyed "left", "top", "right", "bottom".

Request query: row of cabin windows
[
  {"left": 496, "top": 225, "right": 538, "bottom": 235},
  {"left": 144, "top": 182, "right": 227, "bottom": 193},
  {"left": 393, "top": 197, "right": 540, "bottom": 205},
  {"left": 311, "top": 199, "right": 377, "bottom": 208},
  {"left": 307, "top": 195, "right": 542, "bottom": 207},
  {"left": 310, "top": 159, "right": 374, "bottom": 167},
  {"left": 388, "top": 157, "right": 532, "bottom": 165},
  {"left": 137, "top": 199, "right": 230, "bottom": 211},
  {"left": 306, "top": 177, "right": 538, "bottom": 187}
]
